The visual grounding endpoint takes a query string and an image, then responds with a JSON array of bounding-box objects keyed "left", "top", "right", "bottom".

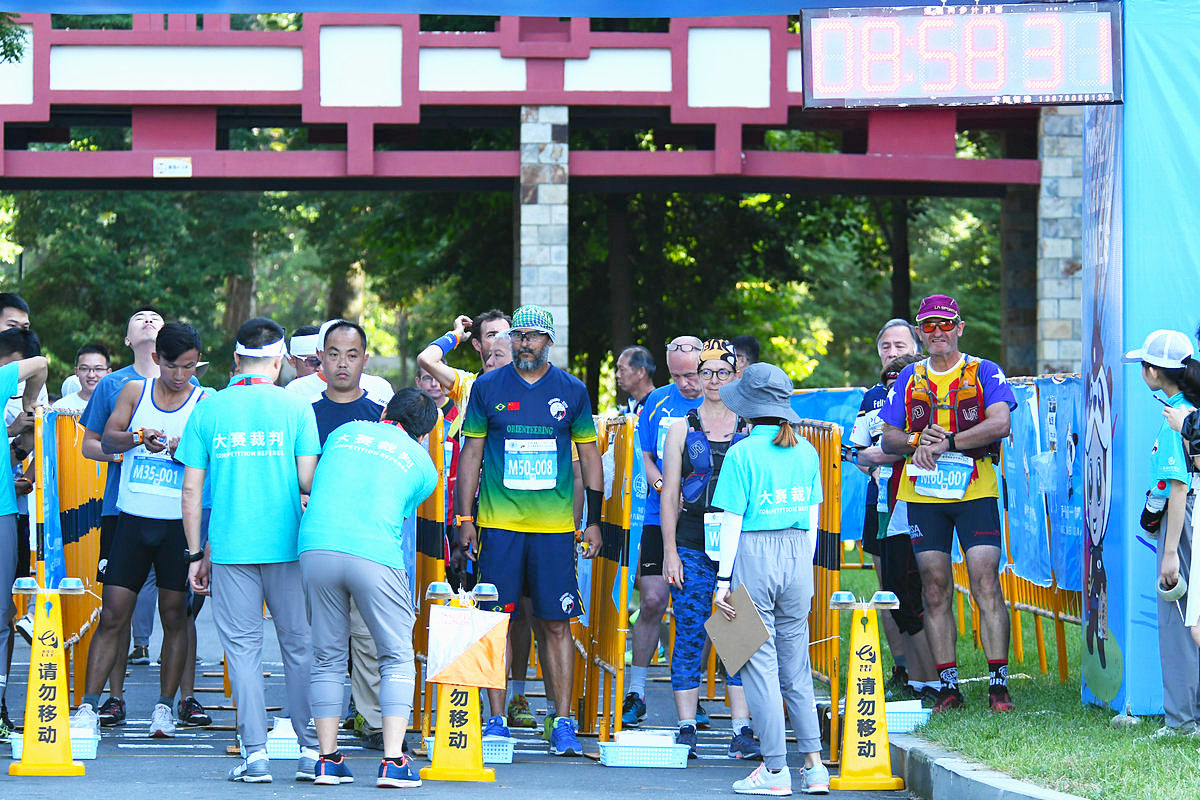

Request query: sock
[
  {"left": 937, "top": 662, "right": 959, "bottom": 691},
  {"left": 629, "top": 665, "right": 648, "bottom": 698},
  {"left": 158, "top": 695, "right": 174, "bottom": 708},
  {"left": 988, "top": 660, "right": 1008, "bottom": 689},
  {"left": 82, "top": 693, "right": 100, "bottom": 709},
  {"left": 678, "top": 718, "right": 697, "bottom": 730},
  {"left": 508, "top": 680, "right": 525, "bottom": 700},
  {"left": 732, "top": 717, "right": 751, "bottom": 734},
  {"left": 321, "top": 749, "right": 342, "bottom": 761},
  {"left": 385, "top": 756, "right": 405, "bottom": 767}
]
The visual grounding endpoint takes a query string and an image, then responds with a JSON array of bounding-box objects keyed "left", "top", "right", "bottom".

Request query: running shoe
[
  {"left": 313, "top": 753, "right": 355, "bottom": 785},
  {"left": 296, "top": 747, "right": 318, "bottom": 781},
  {"left": 799, "top": 762, "right": 831, "bottom": 795},
  {"left": 15, "top": 611, "right": 33, "bottom": 644},
  {"left": 621, "top": 692, "right": 647, "bottom": 727},
  {"left": 506, "top": 694, "right": 537, "bottom": 728},
  {"left": 931, "top": 687, "right": 965, "bottom": 713},
  {"left": 886, "top": 665, "right": 909, "bottom": 698},
  {"left": 676, "top": 723, "right": 698, "bottom": 759},
  {"left": 482, "top": 714, "right": 511, "bottom": 739},
  {"left": 733, "top": 764, "right": 792, "bottom": 796},
  {"left": 342, "top": 699, "right": 358, "bottom": 730},
  {"left": 988, "top": 686, "right": 1015, "bottom": 712},
  {"left": 361, "top": 730, "right": 384, "bottom": 750},
  {"left": 71, "top": 703, "right": 100, "bottom": 736},
  {"left": 377, "top": 756, "right": 422, "bottom": 788},
  {"left": 177, "top": 695, "right": 212, "bottom": 727},
  {"left": 729, "top": 726, "right": 763, "bottom": 760},
  {"left": 550, "top": 717, "right": 583, "bottom": 756},
  {"left": 128, "top": 645, "right": 151, "bottom": 665},
  {"left": 97, "top": 696, "right": 127, "bottom": 727},
  {"left": 696, "top": 702, "right": 711, "bottom": 730},
  {"left": 0, "top": 713, "right": 12, "bottom": 739},
  {"left": 148, "top": 702, "right": 176, "bottom": 738},
  {"left": 229, "top": 750, "right": 273, "bottom": 783}
]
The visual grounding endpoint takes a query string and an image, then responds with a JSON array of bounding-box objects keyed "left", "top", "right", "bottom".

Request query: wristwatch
[
  {"left": 907, "top": 432, "right": 922, "bottom": 450},
  {"left": 186, "top": 549, "right": 205, "bottom": 563},
  {"left": 453, "top": 514, "right": 474, "bottom": 527},
  {"left": 653, "top": 478, "right": 664, "bottom": 493},
  {"left": 946, "top": 433, "right": 957, "bottom": 452}
]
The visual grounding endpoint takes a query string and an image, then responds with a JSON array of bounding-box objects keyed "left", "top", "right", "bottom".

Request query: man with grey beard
[{"left": 455, "top": 305, "right": 603, "bottom": 756}]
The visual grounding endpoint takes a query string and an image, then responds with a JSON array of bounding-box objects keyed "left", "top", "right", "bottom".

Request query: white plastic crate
[
  {"left": 885, "top": 708, "right": 931, "bottom": 734},
  {"left": 424, "top": 735, "right": 515, "bottom": 764},
  {"left": 10, "top": 732, "right": 99, "bottom": 760},
  {"left": 598, "top": 741, "right": 690, "bottom": 769}
]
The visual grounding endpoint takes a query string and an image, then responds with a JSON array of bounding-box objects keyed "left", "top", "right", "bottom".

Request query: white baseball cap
[{"left": 1123, "top": 329, "right": 1194, "bottom": 369}]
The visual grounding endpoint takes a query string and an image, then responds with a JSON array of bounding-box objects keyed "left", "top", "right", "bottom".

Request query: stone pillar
[
  {"left": 516, "top": 105, "right": 570, "bottom": 368},
  {"left": 1037, "top": 106, "right": 1085, "bottom": 374}
]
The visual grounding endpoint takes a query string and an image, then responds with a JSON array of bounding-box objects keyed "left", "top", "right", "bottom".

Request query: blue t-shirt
[
  {"left": 300, "top": 420, "right": 438, "bottom": 570},
  {"left": 849, "top": 383, "right": 888, "bottom": 509},
  {"left": 80, "top": 365, "right": 201, "bottom": 516},
  {"left": 1149, "top": 392, "right": 1191, "bottom": 496},
  {"left": 637, "top": 384, "right": 703, "bottom": 525},
  {"left": 312, "top": 392, "right": 385, "bottom": 446},
  {"left": 0, "top": 362, "right": 21, "bottom": 516},
  {"left": 176, "top": 375, "right": 321, "bottom": 565},
  {"left": 462, "top": 364, "right": 597, "bottom": 533},
  {"left": 711, "top": 425, "right": 823, "bottom": 531}
]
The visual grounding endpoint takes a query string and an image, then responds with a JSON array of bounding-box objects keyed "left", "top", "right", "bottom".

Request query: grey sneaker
[
  {"left": 296, "top": 747, "right": 318, "bottom": 781},
  {"left": 228, "top": 750, "right": 273, "bottom": 783},
  {"left": 733, "top": 764, "right": 792, "bottom": 796},
  {"left": 798, "top": 762, "right": 830, "bottom": 795},
  {"left": 148, "top": 703, "right": 176, "bottom": 738},
  {"left": 71, "top": 703, "right": 100, "bottom": 737},
  {"left": 676, "top": 723, "right": 698, "bottom": 759}
]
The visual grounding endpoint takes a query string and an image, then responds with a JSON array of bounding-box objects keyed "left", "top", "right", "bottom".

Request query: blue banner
[
  {"left": 1037, "top": 377, "right": 1084, "bottom": 592},
  {"left": 791, "top": 388, "right": 866, "bottom": 542},
  {"left": 1001, "top": 384, "right": 1052, "bottom": 587},
  {"left": 41, "top": 411, "right": 67, "bottom": 590}
]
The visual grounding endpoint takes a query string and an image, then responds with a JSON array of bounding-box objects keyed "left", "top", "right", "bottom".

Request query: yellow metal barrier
[
  {"left": 415, "top": 411, "right": 447, "bottom": 740},
  {"left": 796, "top": 419, "right": 843, "bottom": 763}
]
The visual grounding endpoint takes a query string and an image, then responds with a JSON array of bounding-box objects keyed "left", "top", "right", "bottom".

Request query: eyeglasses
[
  {"left": 303, "top": 356, "right": 321, "bottom": 368},
  {"left": 511, "top": 331, "right": 548, "bottom": 344},
  {"left": 667, "top": 342, "right": 701, "bottom": 352},
  {"left": 76, "top": 366, "right": 109, "bottom": 374},
  {"left": 700, "top": 368, "right": 734, "bottom": 381},
  {"left": 920, "top": 319, "right": 959, "bottom": 334}
]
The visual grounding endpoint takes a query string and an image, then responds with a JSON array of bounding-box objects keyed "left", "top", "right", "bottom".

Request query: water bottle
[{"left": 1141, "top": 482, "right": 1168, "bottom": 536}]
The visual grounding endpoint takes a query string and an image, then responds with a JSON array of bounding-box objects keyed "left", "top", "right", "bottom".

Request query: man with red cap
[{"left": 878, "top": 294, "right": 1018, "bottom": 713}]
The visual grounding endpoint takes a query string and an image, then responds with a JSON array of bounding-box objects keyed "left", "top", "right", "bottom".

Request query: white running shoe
[
  {"left": 733, "top": 764, "right": 793, "bottom": 796},
  {"left": 15, "top": 611, "right": 34, "bottom": 644},
  {"left": 71, "top": 703, "right": 100, "bottom": 737},
  {"left": 149, "top": 702, "right": 176, "bottom": 738}
]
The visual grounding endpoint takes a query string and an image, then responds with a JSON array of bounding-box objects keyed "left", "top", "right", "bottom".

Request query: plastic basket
[
  {"left": 885, "top": 709, "right": 931, "bottom": 734},
  {"left": 10, "top": 732, "right": 99, "bottom": 760},
  {"left": 598, "top": 741, "right": 690, "bottom": 768},
  {"left": 424, "top": 735, "right": 514, "bottom": 764},
  {"left": 237, "top": 735, "right": 302, "bottom": 760}
]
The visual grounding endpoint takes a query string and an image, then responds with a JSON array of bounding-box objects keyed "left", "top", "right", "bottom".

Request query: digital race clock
[{"left": 802, "top": 3, "right": 1122, "bottom": 108}]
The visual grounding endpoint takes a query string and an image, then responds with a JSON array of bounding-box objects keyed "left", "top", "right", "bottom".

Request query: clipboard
[{"left": 704, "top": 584, "right": 769, "bottom": 675}]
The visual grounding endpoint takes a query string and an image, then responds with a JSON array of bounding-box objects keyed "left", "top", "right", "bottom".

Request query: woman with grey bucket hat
[{"left": 710, "top": 362, "right": 830, "bottom": 795}]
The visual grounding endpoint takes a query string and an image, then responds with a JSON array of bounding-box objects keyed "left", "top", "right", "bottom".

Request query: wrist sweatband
[
  {"left": 716, "top": 575, "right": 732, "bottom": 583},
  {"left": 432, "top": 332, "right": 460, "bottom": 358},
  {"left": 586, "top": 488, "right": 603, "bottom": 528}
]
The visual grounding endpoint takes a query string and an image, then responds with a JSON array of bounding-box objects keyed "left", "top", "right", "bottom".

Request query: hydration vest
[
  {"left": 904, "top": 356, "right": 1000, "bottom": 463},
  {"left": 681, "top": 408, "right": 748, "bottom": 504}
]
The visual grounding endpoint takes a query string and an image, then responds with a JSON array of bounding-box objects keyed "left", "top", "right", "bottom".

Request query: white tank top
[{"left": 116, "top": 379, "right": 204, "bottom": 520}]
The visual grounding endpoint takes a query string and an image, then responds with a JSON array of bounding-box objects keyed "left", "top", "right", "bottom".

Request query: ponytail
[
  {"left": 1160, "top": 357, "right": 1200, "bottom": 408},
  {"left": 749, "top": 417, "right": 799, "bottom": 448}
]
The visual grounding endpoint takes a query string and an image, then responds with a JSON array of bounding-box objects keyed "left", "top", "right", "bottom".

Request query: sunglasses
[
  {"left": 667, "top": 342, "right": 701, "bottom": 352},
  {"left": 700, "top": 368, "right": 734, "bottom": 381},
  {"left": 920, "top": 319, "right": 959, "bottom": 334}
]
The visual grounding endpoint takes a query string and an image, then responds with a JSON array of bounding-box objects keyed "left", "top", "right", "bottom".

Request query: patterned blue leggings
[{"left": 669, "top": 545, "right": 742, "bottom": 691}]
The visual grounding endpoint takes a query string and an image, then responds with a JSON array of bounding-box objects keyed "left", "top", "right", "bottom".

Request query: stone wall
[{"left": 1037, "top": 106, "right": 1084, "bottom": 374}]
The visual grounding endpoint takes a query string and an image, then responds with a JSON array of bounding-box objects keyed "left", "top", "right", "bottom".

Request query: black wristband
[
  {"left": 716, "top": 575, "right": 732, "bottom": 583},
  {"left": 946, "top": 433, "right": 957, "bottom": 452},
  {"left": 186, "top": 549, "right": 205, "bottom": 563},
  {"left": 585, "top": 487, "right": 603, "bottom": 528}
]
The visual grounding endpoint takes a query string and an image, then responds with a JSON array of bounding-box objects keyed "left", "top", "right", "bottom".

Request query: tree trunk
[
  {"left": 396, "top": 305, "right": 409, "bottom": 385},
  {"left": 327, "top": 261, "right": 366, "bottom": 322},
  {"left": 607, "top": 194, "right": 633, "bottom": 357},
  {"left": 222, "top": 263, "right": 256, "bottom": 338},
  {"left": 585, "top": 345, "right": 600, "bottom": 413},
  {"left": 890, "top": 198, "right": 912, "bottom": 321},
  {"left": 642, "top": 194, "right": 667, "bottom": 375}
]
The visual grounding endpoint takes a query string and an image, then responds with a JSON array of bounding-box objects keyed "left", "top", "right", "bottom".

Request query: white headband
[
  {"left": 290, "top": 334, "right": 319, "bottom": 357},
  {"left": 234, "top": 338, "right": 287, "bottom": 358},
  {"left": 318, "top": 318, "right": 349, "bottom": 350}
]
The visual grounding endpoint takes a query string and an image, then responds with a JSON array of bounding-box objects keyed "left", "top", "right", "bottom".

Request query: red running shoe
[
  {"left": 931, "top": 687, "right": 965, "bottom": 713},
  {"left": 988, "top": 686, "right": 1015, "bottom": 711}
]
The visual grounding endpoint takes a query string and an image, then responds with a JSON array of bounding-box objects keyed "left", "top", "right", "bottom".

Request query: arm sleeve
[
  {"left": 571, "top": 384, "right": 598, "bottom": 444},
  {"left": 715, "top": 511, "right": 743, "bottom": 587},
  {"left": 980, "top": 360, "right": 1019, "bottom": 411},
  {"left": 638, "top": 402, "right": 656, "bottom": 456}
]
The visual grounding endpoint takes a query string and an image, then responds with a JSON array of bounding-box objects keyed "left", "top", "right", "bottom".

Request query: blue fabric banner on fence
[
  {"left": 1037, "top": 377, "right": 1084, "bottom": 592},
  {"left": 791, "top": 388, "right": 866, "bottom": 542},
  {"left": 1001, "top": 384, "right": 1053, "bottom": 587},
  {"left": 41, "top": 411, "right": 67, "bottom": 590}
]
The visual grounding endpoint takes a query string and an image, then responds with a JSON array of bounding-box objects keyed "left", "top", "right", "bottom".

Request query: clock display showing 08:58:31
[{"left": 802, "top": 2, "right": 1123, "bottom": 108}]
